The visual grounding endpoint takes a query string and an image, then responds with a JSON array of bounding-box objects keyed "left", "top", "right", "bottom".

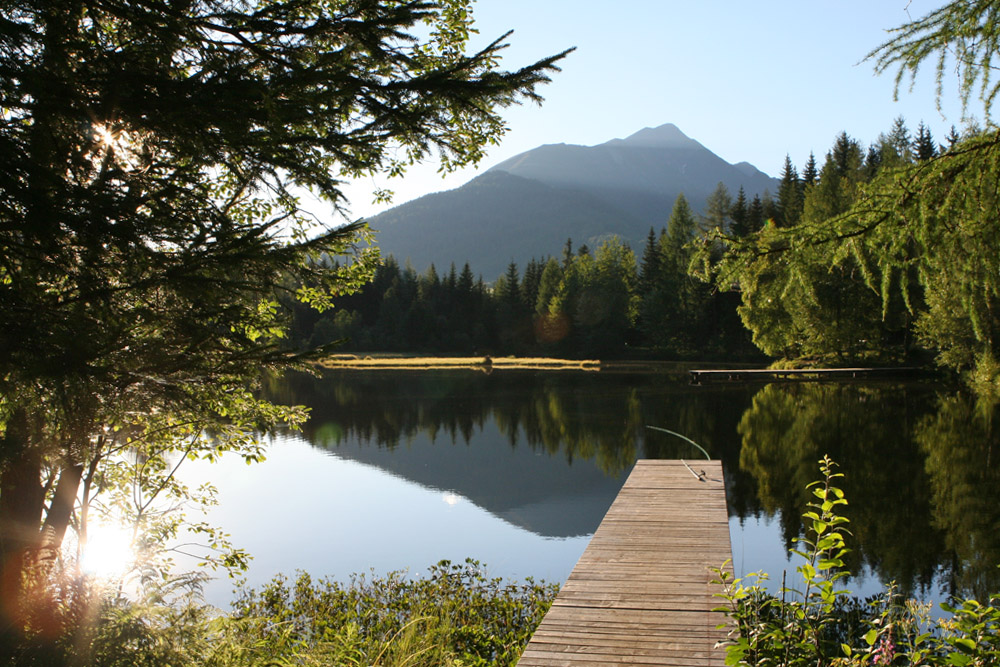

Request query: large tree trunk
[
  {"left": 0, "top": 408, "right": 45, "bottom": 648},
  {"left": 40, "top": 462, "right": 84, "bottom": 560}
]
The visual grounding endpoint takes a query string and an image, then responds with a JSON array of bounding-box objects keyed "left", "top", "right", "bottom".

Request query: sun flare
[
  {"left": 93, "top": 124, "right": 116, "bottom": 146},
  {"left": 79, "top": 523, "right": 136, "bottom": 580}
]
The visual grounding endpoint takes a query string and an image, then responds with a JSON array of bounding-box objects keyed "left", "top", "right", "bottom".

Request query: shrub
[{"left": 714, "top": 456, "right": 1000, "bottom": 666}]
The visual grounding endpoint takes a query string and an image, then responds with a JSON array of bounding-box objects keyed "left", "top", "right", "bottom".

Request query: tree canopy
[
  {"left": 0, "top": 0, "right": 568, "bottom": 648},
  {"left": 701, "top": 1, "right": 1000, "bottom": 382}
]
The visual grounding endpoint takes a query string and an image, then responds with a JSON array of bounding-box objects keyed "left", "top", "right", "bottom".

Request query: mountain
[{"left": 369, "top": 123, "right": 778, "bottom": 279}]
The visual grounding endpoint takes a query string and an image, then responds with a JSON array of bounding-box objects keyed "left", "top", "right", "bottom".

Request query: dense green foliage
[
  {"left": 701, "top": 0, "right": 1000, "bottom": 384},
  {"left": 294, "top": 195, "right": 759, "bottom": 359},
  {"left": 299, "top": 116, "right": 981, "bottom": 366},
  {"left": 7, "top": 560, "right": 556, "bottom": 667},
  {"left": 230, "top": 560, "right": 556, "bottom": 667},
  {"left": 0, "top": 0, "right": 566, "bottom": 655},
  {"left": 700, "top": 123, "right": 937, "bottom": 365},
  {"left": 716, "top": 458, "right": 1000, "bottom": 666}
]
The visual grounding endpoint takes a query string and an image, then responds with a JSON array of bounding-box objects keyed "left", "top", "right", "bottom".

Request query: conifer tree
[
  {"left": 802, "top": 152, "right": 819, "bottom": 186},
  {"left": 882, "top": 116, "right": 913, "bottom": 165},
  {"left": 0, "top": 0, "right": 569, "bottom": 627},
  {"left": 521, "top": 258, "right": 545, "bottom": 313},
  {"left": 803, "top": 132, "right": 864, "bottom": 221},
  {"left": 747, "top": 194, "right": 766, "bottom": 233},
  {"left": 497, "top": 262, "right": 521, "bottom": 306},
  {"left": 665, "top": 194, "right": 698, "bottom": 259},
  {"left": 776, "top": 155, "right": 803, "bottom": 227},
  {"left": 535, "top": 258, "right": 563, "bottom": 316},
  {"left": 562, "top": 238, "right": 575, "bottom": 268},
  {"left": 730, "top": 187, "right": 751, "bottom": 238},
  {"left": 702, "top": 182, "right": 733, "bottom": 233},
  {"left": 865, "top": 142, "right": 884, "bottom": 179},
  {"left": 639, "top": 228, "right": 661, "bottom": 293},
  {"left": 945, "top": 125, "right": 961, "bottom": 149},
  {"left": 639, "top": 194, "right": 705, "bottom": 354},
  {"left": 459, "top": 263, "right": 476, "bottom": 297},
  {"left": 914, "top": 121, "right": 938, "bottom": 160}
]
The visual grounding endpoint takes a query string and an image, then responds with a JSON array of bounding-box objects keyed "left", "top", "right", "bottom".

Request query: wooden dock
[
  {"left": 689, "top": 367, "right": 922, "bottom": 384},
  {"left": 517, "top": 460, "right": 731, "bottom": 667}
]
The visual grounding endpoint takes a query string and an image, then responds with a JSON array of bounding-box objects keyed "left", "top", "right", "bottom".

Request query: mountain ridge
[{"left": 369, "top": 123, "right": 778, "bottom": 279}]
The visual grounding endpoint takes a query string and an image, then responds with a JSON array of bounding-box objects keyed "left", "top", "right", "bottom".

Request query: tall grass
[{"left": 5, "top": 560, "right": 556, "bottom": 667}]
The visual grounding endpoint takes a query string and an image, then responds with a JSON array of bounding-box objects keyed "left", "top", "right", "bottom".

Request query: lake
[{"left": 182, "top": 368, "right": 1000, "bottom": 609}]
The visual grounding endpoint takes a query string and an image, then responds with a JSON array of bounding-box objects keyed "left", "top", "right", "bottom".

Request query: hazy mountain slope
[
  {"left": 370, "top": 170, "right": 644, "bottom": 280},
  {"left": 369, "top": 123, "right": 777, "bottom": 278}
]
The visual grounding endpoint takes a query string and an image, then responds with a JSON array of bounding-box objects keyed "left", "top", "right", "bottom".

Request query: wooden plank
[
  {"left": 688, "top": 366, "right": 922, "bottom": 385},
  {"left": 517, "top": 460, "right": 732, "bottom": 667}
]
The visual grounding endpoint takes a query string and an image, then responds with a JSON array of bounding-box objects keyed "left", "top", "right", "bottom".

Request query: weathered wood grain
[{"left": 517, "top": 460, "right": 732, "bottom": 667}]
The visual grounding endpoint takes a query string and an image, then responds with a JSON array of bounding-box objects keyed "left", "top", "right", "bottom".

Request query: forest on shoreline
[{"left": 291, "top": 117, "right": 959, "bottom": 370}]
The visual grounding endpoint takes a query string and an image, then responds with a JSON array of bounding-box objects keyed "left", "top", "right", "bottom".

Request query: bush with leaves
[
  {"left": 5, "top": 559, "right": 556, "bottom": 667},
  {"left": 714, "top": 456, "right": 1000, "bottom": 666},
  {"left": 227, "top": 559, "right": 557, "bottom": 667}
]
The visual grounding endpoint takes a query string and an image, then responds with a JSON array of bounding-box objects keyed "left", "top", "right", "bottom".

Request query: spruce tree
[
  {"left": 498, "top": 261, "right": 522, "bottom": 307},
  {"left": 865, "top": 143, "right": 884, "bottom": 179},
  {"left": 802, "top": 152, "right": 819, "bottom": 186},
  {"left": 641, "top": 194, "right": 706, "bottom": 355},
  {"left": 730, "top": 187, "right": 751, "bottom": 238},
  {"left": 946, "top": 125, "right": 961, "bottom": 149},
  {"left": 562, "top": 238, "right": 574, "bottom": 268},
  {"left": 914, "top": 121, "right": 938, "bottom": 160},
  {"left": 459, "top": 263, "right": 476, "bottom": 298},
  {"left": 639, "top": 228, "right": 661, "bottom": 293},
  {"left": 702, "top": 182, "right": 733, "bottom": 233},
  {"left": 0, "top": 0, "right": 569, "bottom": 628},
  {"left": 748, "top": 195, "right": 765, "bottom": 233},
  {"left": 521, "top": 258, "right": 544, "bottom": 312},
  {"left": 804, "top": 132, "right": 864, "bottom": 221},
  {"left": 776, "top": 155, "right": 803, "bottom": 227},
  {"left": 883, "top": 116, "right": 913, "bottom": 165},
  {"left": 536, "top": 258, "right": 563, "bottom": 316},
  {"left": 665, "top": 194, "right": 697, "bottom": 258}
]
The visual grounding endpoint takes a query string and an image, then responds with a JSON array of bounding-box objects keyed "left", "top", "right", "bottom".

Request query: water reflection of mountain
[
  {"left": 265, "top": 369, "right": 754, "bottom": 539},
  {"left": 263, "top": 370, "right": 1000, "bottom": 599},
  {"left": 312, "top": 419, "right": 626, "bottom": 538}
]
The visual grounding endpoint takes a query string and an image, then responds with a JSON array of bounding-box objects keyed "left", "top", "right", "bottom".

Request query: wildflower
[{"left": 873, "top": 634, "right": 895, "bottom": 665}]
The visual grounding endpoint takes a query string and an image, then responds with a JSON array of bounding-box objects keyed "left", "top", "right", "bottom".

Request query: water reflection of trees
[
  {"left": 736, "top": 382, "right": 1000, "bottom": 600},
  {"left": 264, "top": 371, "right": 1000, "bottom": 600},
  {"left": 915, "top": 393, "right": 1000, "bottom": 600},
  {"left": 263, "top": 370, "right": 754, "bottom": 478}
]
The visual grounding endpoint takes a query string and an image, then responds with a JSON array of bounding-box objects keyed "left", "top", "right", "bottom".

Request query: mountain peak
[{"left": 607, "top": 123, "right": 702, "bottom": 149}]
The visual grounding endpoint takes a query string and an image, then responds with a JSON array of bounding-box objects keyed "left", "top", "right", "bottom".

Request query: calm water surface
[{"left": 184, "top": 369, "right": 1000, "bottom": 608}]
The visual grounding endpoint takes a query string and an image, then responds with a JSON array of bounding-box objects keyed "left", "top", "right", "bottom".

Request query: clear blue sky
[{"left": 342, "top": 1, "right": 973, "bottom": 221}]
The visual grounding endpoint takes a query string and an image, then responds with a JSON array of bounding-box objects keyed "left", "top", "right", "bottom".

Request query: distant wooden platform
[
  {"left": 517, "top": 460, "right": 731, "bottom": 667},
  {"left": 689, "top": 367, "right": 922, "bottom": 385}
]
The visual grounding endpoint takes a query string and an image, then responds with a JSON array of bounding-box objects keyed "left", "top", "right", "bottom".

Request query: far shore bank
[
  {"left": 314, "top": 355, "right": 938, "bottom": 378},
  {"left": 314, "top": 354, "right": 777, "bottom": 373},
  {"left": 317, "top": 354, "right": 602, "bottom": 371}
]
